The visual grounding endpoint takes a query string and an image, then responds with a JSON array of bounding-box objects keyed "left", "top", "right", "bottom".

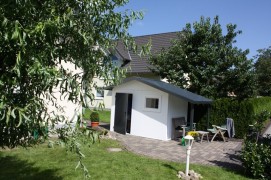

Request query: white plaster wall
[
  {"left": 95, "top": 73, "right": 162, "bottom": 109},
  {"left": 110, "top": 104, "right": 115, "bottom": 131},
  {"left": 110, "top": 80, "right": 169, "bottom": 140},
  {"left": 92, "top": 74, "right": 161, "bottom": 110},
  {"left": 45, "top": 90, "right": 81, "bottom": 128},
  {"left": 88, "top": 52, "right": 124, "bottom": 109},
  {"left": 167, "top": 94, "right": 188, "bottom": 139},
  {"left": 45, "top": 61, "right": 82, "bottom": 128},
  {"left": 103, "top": 90, "right": 112, "bottom": 109},
  {"left": 86, "top": 77, "right": 112, "bottom": 109}
]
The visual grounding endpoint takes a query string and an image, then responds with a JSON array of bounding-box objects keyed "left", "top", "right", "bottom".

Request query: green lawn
[
  {"left": 0, "top": 139, "right": 250, "bottom": 180},
  {"left": 83, "top": 109, "right": 111, "bottom": 123}
]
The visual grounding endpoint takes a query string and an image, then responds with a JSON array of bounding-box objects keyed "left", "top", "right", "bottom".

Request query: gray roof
[
  {"left": 121, "top": 77, "right": 212, "bottom": 104},
  {"left": 115, "top": 32, "right": 179, "bottom": 73}
]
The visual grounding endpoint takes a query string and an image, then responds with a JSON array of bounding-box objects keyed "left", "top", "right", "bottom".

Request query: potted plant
[
  {"left": 187, "top": 131, "right": 200, "bottom": 141},
  {"left": 90, "top": 111, "right": 100, "bottom": 127}
]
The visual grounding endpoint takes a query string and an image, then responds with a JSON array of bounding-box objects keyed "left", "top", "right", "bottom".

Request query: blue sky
[{"left": 119, "top": 0, "right": 271, "bottom": 59}]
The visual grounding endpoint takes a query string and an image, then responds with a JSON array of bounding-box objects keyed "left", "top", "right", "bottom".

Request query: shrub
[
  {"left": 241, "top": 137, "right": 271, "bottom": 179},
  {"left": 90, "top": 111, "right": 100, "bottom": 122},
  {"left": 209, "top": 98, "right": 254, "bottom": 138},
  {"left": 241, "top": 110, "right": 271, "bottom": 179},
  {"left": 195, "top": 97, "right": 271, "bottom": 138}
]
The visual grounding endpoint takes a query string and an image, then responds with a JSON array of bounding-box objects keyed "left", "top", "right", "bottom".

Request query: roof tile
[{"left": 116, "top": 32, "right": 179, "bottom": 73}]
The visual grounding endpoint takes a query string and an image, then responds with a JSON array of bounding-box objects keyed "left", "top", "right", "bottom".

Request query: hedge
[{"left": 195, "top": 97, "right": 271, "bottom": 138}]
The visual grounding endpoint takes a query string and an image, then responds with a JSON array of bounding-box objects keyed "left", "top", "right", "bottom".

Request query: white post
[
  {"left": 185, "top": 145, "right": 191, "bottom": 176},
  {"left": 184, "top": 135, "right": 194, "bottom": 177}
]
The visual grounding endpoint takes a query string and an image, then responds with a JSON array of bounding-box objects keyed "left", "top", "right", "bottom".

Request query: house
[
  {"left": 46, "top": 61, "right": 82, "bottom": 128},
  {"left": 109, "top": 77, "right": 212, "bottom": 141},
  {"left": 90, "top": 32, "right": 179, "bottom": 109}
]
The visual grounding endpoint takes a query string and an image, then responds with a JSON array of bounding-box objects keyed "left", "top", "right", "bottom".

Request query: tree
[
  {"left": 1, "top": 1, "right": 146, "bottom": 177},
  {"left": 254, "top": 46, "right": 271, "bottom": 96},
  {"left": 0, "top": 0, "right": 143, "bottom": 147},
  {"left": 150, "top": 16, "right": 256, "bottom": 99}
]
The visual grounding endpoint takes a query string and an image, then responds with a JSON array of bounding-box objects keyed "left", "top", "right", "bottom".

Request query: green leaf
[
  {"left": 0, "top": 110, "right": 6, "bottom": 120},
  {"left": 11, "top": 30, "right": 19, "bottom": 40},
  {"left": 11, "top": 108, "right": 16, "bottom": 119},
  {"left": 16, "top": 110, "right": 22, "bottom": 127},
  {"left": 75, "top": 161, "right": 81, "bottom": 170},
  {"left": 6, "top": 107, "right": 11, "bottom": 124},
  {"left": 21, "top": 113, "right": 31, "bottom": 122},
  {"left": 78, "top": 151, "right": 85, "bottom": 158},
  {"left": 92, "top": 132, "right": 99, "bottom": 143},
  {"left": 2, "top": 17, "right": 8, "bottom": 27},
  {"left": 11, "top": 20, "right": 20, "bottom": 40}
]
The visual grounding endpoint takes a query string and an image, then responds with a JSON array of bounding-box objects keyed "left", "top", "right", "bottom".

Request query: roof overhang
[{"left": 117, "top": 77, "right": 213, "bottom": 104}]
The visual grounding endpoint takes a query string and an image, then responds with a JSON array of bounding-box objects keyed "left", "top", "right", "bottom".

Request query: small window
[
  {"left": 146, "top": 98, "right": 159, "bottom": 109},
  {"left": 111, "top": 55, "right": 119, "bottom": 66},
  {"left": 96, "top": 88, "right": 104, "bottom": 98},
  {"left": 111, "top": 55, "right": 118, "bottom": 61}
]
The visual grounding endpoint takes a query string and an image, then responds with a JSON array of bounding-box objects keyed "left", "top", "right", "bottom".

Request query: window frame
[
  {"left": 95, "top": 88, "right": 104, "bottom": 99},
  {"left": 143, "top": 96, "right": 161, "bottom": 112}
]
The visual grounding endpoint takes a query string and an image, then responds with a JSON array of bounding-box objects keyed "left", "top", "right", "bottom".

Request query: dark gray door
[{"left": 114, "top": 93, "right": 133, "bottom": 134}]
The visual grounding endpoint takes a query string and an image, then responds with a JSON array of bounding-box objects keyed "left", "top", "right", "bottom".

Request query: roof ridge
[{"left": 132, "top": 31, "right": 180, "bottom": 38}]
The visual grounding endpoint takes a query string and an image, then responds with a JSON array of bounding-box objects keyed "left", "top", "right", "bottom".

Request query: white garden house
[{"left": 110, "top": 77, "right": 212, "bottom": 141}]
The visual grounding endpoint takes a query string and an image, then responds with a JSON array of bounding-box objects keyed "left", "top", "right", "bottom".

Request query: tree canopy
[
  {"left": 150, "top": 16, "right": 256, "bottom": 99},
  {"left": 0, "top": 0, "right": 142, "bottom": 148},
  {"left": 254, "top": 46, "right": 271, "bottom": 96}
]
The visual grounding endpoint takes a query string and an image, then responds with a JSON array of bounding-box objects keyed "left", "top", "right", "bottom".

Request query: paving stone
[{"left": 114, "top": 133, "right": 243, "bottom": 170}]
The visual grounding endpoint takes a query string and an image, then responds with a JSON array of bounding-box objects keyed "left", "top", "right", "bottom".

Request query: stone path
[{"left": 112, "top": 132, "right": 243, "bottom": 170}]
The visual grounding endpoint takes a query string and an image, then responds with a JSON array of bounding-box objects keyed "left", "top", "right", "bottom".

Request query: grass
[
  {"left": 0, "top": 138, "right": 251, "bottom": 180},
  {"left": 83, "top": 109, "right": 111, "bottom": 123}
]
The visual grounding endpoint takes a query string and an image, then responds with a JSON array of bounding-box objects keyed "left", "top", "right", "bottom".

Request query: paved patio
[{"left": 111, "top": 132, "right": 243, "bottom": 170}]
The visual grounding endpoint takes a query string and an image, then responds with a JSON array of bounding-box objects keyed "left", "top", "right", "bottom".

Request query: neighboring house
[
  {"left": 46, "top": 61, "right": 82, "bottom": 128},
  {"left": 90, "top": 32, "right": 179, "bottom": 109},
  {"left": 109, "top": 77, "right": 212, "bottom": 141}
]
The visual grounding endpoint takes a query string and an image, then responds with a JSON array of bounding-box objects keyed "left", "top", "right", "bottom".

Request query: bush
[
  {"left": 209, "top": 98, "right": 255, "bottom": 138},
  {"left": 90, "top": 111, "right": 100, "bottom": 122},
  {"left": 241, "top": 110, "right": 271, "bottom": 179},
  {"left": 241, "top": 137, "right": 271, "bottom": 179}
]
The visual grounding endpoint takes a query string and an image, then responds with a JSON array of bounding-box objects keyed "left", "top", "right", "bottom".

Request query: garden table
[{"left": 196, "top": 131, "right": 209, "bottom": 143}]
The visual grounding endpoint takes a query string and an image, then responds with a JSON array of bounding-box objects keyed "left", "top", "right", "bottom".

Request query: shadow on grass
[
  {"left": 163, "top": 164, "right": 179, "bottom": 172},
  {"left": 0, "top": 155, "right": 62, "bottom": 180}
]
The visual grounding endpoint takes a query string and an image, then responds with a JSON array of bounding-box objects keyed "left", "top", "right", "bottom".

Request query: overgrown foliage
[
  {"left": 254, "top": 46, "right": 271, "bottom": 96},
  {"left": 213, "top": 98, "right": 271, "bottom": 138},
  {"left": 241, "top": 139, "right": 271, "bottom": 179},
  {"left": 50, "top": 124, "right": 102, "bottom": 178},
  {"left": 0, "top": 0, "right": 143, "bottom": 147},
  {"left": 241, "top": 111, "right": 271, "bottom": 179},
  {"left": 150, "top": 16, "right": 256, "bottom": 99},
  {"left": 0, "top": 0, "right": 145, "bottom": 178},
  {"left": 194, "top": 97, "right": 271, "bottom": 138},
  {"left": 251, "top": 111, "right": 270, "bottom": 142}
]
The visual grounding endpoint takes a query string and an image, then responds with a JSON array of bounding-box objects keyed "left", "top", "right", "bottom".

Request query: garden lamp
[{"left": 184, "top": 135, "right": 194, "bottom": 176}]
